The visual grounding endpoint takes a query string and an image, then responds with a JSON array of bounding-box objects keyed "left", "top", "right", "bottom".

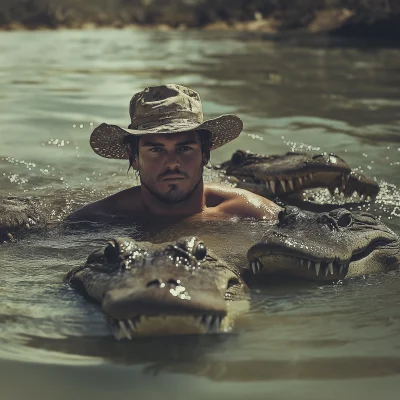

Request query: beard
[{"left": 138, "top": 165, "right": 204, "bottom": 204}]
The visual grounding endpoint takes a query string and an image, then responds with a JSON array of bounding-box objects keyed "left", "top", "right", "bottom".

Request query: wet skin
[{"left": 67, "top": 132, "right": 280, "bottom": 222}]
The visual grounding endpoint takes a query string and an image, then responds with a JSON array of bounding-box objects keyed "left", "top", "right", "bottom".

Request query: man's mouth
[
  {"left": 162, "top": 176, "right": 185, "bottom": 181},
  {"left": 160, "top": 173, "right": 186, "bottom": 181}
]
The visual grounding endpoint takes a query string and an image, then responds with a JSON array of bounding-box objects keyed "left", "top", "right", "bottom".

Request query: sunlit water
[{"left": 0, "top": 29, "right": 400, "bottom": 400}]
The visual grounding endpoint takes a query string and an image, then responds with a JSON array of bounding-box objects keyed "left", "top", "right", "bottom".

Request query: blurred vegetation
[{"left": 0, "top": 0, "right": 399, "bottom": 37}]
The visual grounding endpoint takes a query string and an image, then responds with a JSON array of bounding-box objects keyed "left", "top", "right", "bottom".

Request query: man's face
[{"left": 133, "top": 131, "right": 208, "bottom": 204}]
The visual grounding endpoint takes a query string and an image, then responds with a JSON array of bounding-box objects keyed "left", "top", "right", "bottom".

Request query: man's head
[
  {"left": 124, "top": 130, "right": 212, "bottom": 204},
  {"left": 90, "top": 84, "right": 243, "bottom": 161}
]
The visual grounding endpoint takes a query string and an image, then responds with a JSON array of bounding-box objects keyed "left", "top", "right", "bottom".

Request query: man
[{"left": 68, "top": 84, "right": 280, "bottom": 222}]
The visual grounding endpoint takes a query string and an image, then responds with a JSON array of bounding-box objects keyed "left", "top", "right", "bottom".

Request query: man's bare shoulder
[
  {"left": 67, "top": 186, "right": 143, "bottom": 221},
  {"left": 204, "top": 183, "right": 281, "bottom": 220}
]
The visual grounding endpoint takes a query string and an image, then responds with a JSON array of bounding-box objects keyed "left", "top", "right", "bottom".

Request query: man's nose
[{"left": 164, "top": 152, "right": 181, "bottom": 170}]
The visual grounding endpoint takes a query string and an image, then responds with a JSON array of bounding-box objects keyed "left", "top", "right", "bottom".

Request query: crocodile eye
[
  {"left": 231, "top": 150, "right": 246, "bottom": 165},
  {"left": 193, "top": 241, "right": 207, "bottom": 260},
  {"left": 227, "top": 277, "right": 240, "bottom": 289},
  {"left": 337, "top": 213, "right": 352, "bottom": 228},
  {"left": 104, "top": 241, "right": 119, "bottom": 263}
]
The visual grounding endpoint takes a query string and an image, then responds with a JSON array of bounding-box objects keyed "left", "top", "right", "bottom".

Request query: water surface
[{"left": 0, "top": 29, "right": 400, "bottom": 400}]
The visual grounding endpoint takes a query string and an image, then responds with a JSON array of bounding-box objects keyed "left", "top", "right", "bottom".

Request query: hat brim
[{"left": 90, "top": 115, "right": 243, "bottom": 160}]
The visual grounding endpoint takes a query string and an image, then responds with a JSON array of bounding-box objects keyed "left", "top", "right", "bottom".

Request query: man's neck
[{"left": 139, "top": 181, "right": 206, "bottom": 216}]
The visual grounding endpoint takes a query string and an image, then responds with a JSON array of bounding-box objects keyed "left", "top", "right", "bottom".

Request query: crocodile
[
  {"left": 66, "top": 236, "right": 250, "bottom": 339},
  {"left": 0, "top": 196, "right": 47, "bottom": 242},
  {"left": 215, "top": 150, "right": 380, "bottom": 201},
  {"left": 247, "top": 206, "right": 400, "bottom": 282}
]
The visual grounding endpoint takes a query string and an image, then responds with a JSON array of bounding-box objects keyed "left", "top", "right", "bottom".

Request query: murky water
[{"left": 0, "top": 29, "right": 400, "bottom": 400}]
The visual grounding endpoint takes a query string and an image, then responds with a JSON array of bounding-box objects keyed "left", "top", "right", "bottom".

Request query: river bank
[{"left": 1, "top": 0, "right": 400, "bottom": 39}]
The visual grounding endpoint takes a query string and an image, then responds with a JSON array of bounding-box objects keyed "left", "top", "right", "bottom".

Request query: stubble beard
[{"left": 138, "top": 165, "right": 204, "bottom": 204}]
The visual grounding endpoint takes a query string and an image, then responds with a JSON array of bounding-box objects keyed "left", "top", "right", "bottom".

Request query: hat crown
[{"left": 129, "top": 84, "right": 204, "bottom": 129}]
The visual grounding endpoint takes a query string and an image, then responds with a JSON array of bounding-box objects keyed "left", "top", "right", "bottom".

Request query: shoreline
[{"left": 1, "top": 7, "right": 400, "bottom": 39}]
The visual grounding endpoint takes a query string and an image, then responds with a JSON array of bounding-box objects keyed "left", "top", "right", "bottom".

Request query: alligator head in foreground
[
  {"left": 215, "top": 150, "right": 379, "bottom": 201},
  {"left": 247, "top": 206, "right": 400, "bottom": 282},
  {"left": 67, "top": 237, "right": 249, "bottom": 339}
]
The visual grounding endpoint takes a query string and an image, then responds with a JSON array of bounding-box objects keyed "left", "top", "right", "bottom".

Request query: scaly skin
[
  {"left": 215, "top": 150, "right": 380, "bottom": 200},
  {"left": 0, "top": 196, "right": 47, "bottom": 242},
  {"left": 66, "top": 237, "right": 250, "bottom": 339},
  {"left": 247, "top": 206, "right": 400, "bottom": 282}
]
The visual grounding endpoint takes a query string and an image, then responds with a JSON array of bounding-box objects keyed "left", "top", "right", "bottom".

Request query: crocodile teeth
[
  {"left": 251, "top": 259, "right": 262, "bottom": 274},
  {"left": 315, "top": 262, "right": 321, "bottom": 276},
  {"left": 111, "top": 323, "right": 122, "bottom": 340},
  {"left": 288, "top": 179, "right": 294, "bottom": 191},
  {"left": 199, "top": 314, "right": 222, "bottom": 332},
  {"left": 204, "top": 315, "right": 214, "bottom": 330},
  {"left": 307, "top": 260, "right": 311, "bottom": 269},
  {"left": 265, "top": 180, "right": 270, "bottom": 191},
  {"left": 256, "top": 258, "right": 263, "bottom": 272},
  {"left": 250, "top": 259, "right": 262, "bottom": 274},
  {"left": 270, "top": 180, "right": 276, "bottom": 194},
  {"left": 126, "top": 319, "right": 136, "bottom": 332},
  {"left": 328, "top": 263, "right": 334, "bottom": 275},
  {"left": 309, "top": 173, "right": 314, "bottom": 180},
  {"left": 339, "top": 265, "right": 344, "bottom": 274},
  {"left": 341, "top": 174, "right": 346, "bottom": 190},
  {"left": 209, "top": 316, "right": 221, "bottom": 332},
  {"left": 298, "top": 177, "right": 303, "bottom": 186},
  {"left": 119, "top": 320, "right": 132, "bottom": 340},
  {"left": 279, "top": 179, "right": 286, "bottom": 192},
  {"left": 208, "top": 317, "right": 216, "bottom": 332},
  {"left": 299, "top": 258, "right": 304, "bottom": 266},
  {"left": 250, "top": 260, "right": 257, "bottom": 274},
  {"left": 324, "top": 263, "right": 334, "bottom": 277}
]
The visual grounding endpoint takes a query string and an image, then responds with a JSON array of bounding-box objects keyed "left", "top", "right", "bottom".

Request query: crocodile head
[
  {"left": 247, "top": 206, "right": 400, "bottom": 282},
  {"left": 0, "top": 196, "right": 45, "bottom": 242},
  {"left": 216, "top": 150, "right": 379, "bottom": 200},
  {"left": 67, "top": 237, "right": 249, "bottom": 339}
]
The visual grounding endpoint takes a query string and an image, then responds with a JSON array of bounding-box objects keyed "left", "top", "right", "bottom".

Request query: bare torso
[{"left": 67, "top": 183, "right": 281, "bottom": 222}]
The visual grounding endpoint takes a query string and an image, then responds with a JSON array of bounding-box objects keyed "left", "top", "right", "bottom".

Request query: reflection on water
[
  {"left": 0, "top": 29, "right": 400, "bottom": 399},
  {"left": 18, "top": 334, "right": 400, "bottom": 380}
]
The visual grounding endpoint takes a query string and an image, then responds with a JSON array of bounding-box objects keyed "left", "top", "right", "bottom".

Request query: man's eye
[
  {"left": 149, "top": 147, "right": 164, "bottom": 153},
  {"left": 178, "top": 146, "right": 193, "bottom": 152}
]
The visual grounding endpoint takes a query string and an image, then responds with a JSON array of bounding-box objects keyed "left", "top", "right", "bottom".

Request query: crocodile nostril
[
  {"left": 146, "top": 279, "right": 162, "bottom": 288},
  {"left": 167, "top": 279, "right": 179, "bottom": 287}
]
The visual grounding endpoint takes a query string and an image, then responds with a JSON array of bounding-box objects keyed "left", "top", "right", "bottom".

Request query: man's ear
[
  {"left": 127, "top": 143, "right": 139, "bottom": 171},
  {"left": 202, "top": 152, "right": 209, "bottom": 166},
  {"left": 132, "top": 156, "right": 139, "bottom": 170}
]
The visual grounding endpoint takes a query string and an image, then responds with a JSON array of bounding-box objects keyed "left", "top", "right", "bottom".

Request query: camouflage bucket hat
[{"left": 90, "top": 84, "right": 243, "bottom": 159}]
